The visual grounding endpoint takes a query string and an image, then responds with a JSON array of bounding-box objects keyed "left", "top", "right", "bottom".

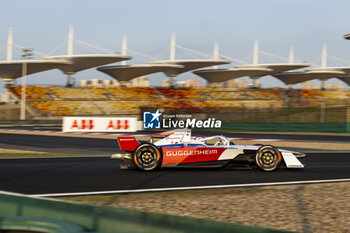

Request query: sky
[{"left": 1, "top": 0, "right": 350, "bottom": 93}]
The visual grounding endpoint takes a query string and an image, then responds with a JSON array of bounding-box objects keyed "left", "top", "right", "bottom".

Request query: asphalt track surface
[
  {"left": 0, "top": 153, "right": 349, "bottom": 195},
  {"left": 0, "top": 133, "right": 118, "bottom": 154},
  {"left": 0, "top": 130, "right": 349, "bottom": 155},
  {"left": 1, "top": 126, "right": 350, "bottom": 142},
  {"left": 0, "top": 132, "right": 349, "bottom": 195}
]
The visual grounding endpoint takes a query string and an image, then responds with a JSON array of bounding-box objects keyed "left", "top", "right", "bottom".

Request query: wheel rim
[
  {"left": 140, "top": 151, "right": 155, "bottom": 165},
  {"left": 135, "top": 145, "right": 160, "bottom": 170},
  {"left": 256, "top": 147, "right": 280, "bottom": 171},
  {"left": 261, "top": 151, "right": 276, "bottom": 166}
]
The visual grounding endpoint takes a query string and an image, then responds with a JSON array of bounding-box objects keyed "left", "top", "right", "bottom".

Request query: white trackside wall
[{"left": 62, "top": 117, "right": 138, "bottom": 132}]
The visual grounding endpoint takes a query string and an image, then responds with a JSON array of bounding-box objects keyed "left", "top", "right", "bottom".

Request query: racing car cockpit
[{"left": 194, "top": 135, "right": 233, "bottom": 146}]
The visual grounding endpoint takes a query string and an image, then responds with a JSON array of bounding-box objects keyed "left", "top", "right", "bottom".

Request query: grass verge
[{"left": 60, "top": 182, "right": 350, "bottom": 233}]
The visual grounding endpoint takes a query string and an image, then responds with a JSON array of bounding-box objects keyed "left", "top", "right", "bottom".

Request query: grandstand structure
[
  {"left": 273, "top": 69, "right": 346, "bottom": 86},
  {"left": 98, "top": 64, "right": 182, "bottom": 86},
  {"left": 0, "top": 29, "right": 73, "bottom": 84},
  {"left": 2, "top": 27, "right": 350, "bottom": 90},
  {"left": 273, "top": 45, "right": 350, "bottom": 88},
  {"left": 97, "top": 33, "right": 231, "bottom": 87},
  {"left": 0, "top": 59, "right": 71, "bottom": 84},
  {"left": 41, "top": 25, "right": 132, "bottom": 87},
  {"left": 1, "top": 27, "right": 350, "bottom": 120},
  {"left": 5, "top": 85, "right": 350, "bottom": 120},
  {"left": 3, "top": 26, "right": 132, "bottom": 86},
  {"left": 194, "top": 41, "right": 310, "bottom": 87}
]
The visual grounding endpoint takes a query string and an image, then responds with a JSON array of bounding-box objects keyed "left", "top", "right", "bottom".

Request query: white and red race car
[{"left": 111, "top": 129, "right": 306, "bottom": 171}]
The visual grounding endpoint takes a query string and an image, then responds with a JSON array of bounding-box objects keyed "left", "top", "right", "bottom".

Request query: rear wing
[{"left": 117, "top": 136, "right": 141, "bottom": 152}]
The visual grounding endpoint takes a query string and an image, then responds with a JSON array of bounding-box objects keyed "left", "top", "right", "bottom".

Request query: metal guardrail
[
  {"left": 0, "top": 216, "right": 86, "bottom": 233},
  {"left": 0, "top": 192, "right": 292, "bottom": 233}
]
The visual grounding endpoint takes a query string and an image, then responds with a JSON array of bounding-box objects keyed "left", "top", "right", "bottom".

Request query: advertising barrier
[{"left": 62, "top": 117, "right": 138, "bottom": 132}]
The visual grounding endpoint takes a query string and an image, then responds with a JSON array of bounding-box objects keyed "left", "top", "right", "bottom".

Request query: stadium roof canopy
[
  {"left": 310, "top": 66, "right": 350, "bottom": 75},
  {"left": 235, "top": 63, "right": 310, "bottom": 75},
  {"left": 42, "top": 54, "right": 132, "bottom": 74},
  {"left": 193, "top": 67, "right": 272, "bottom": 83},
  {"left": 97, "top": 64, "right": 183, "bottom": 82},
  {"left": 273, "top": 69, "right": 345, "bottom": 85},
  {"left": 149, "top": 59, "right": 231, "bottom": 77},
  {"left": 311, "top": 66, "right": 350, "bottom": 86},
  {"left": 0, "top": 59, "right": 72, "bottom": 82},
  {"left": 338, "top": 76, "right": 350, "bottom": 85},
  {"left": 192, "top": 63, "right": 309, "bottom": 84}
]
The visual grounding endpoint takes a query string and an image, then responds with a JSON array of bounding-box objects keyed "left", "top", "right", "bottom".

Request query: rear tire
[
  {"left": 255, "top": 145, "right": 281, "bottom": 171},
  {"left": 133, "top": 144, "right": 162, "bottom": 171}
]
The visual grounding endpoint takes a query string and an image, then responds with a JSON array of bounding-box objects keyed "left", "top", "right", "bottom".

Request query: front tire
[
  {"left": 133, "top": 144, "right": 162, "bottom": 171},
  {"left": 255, "top": 145, "right": 281, "bottom": 171}
]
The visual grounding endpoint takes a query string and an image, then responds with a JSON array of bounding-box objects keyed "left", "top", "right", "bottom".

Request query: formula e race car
[{"left": 111, "top": 129, "right": 306, "bottom": 171}]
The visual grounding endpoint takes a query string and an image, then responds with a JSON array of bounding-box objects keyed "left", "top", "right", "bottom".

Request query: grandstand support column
[
  {"left": 253, "top": 78, "right": 259, "bottom": 88},
  {"left": 169, "top": 32, "right": 176, "bottom": 87},
  {"left": 169, "top": 76, "right": 175, "bottom": 88},
  {"left": 289, "top": 47, "right": 294, "bottom": 64},
  {"left": 68, "top": 24, "right": 74, "bottom": 56},
  {"left": 250, "top": 76, "right": 260, "bottom": 88},
  {"left": 20, "top": 48, "right": 33, "bottom": 120},
  {"left": 287, "top": 84, "right": 293, "bottom": 89},
  {"left": 170, "top": 32, "right": 176, "bottom": 61},
  {"left": 20, "top": 61, "right": 27, "bottom": 120},
  {"left": 213, "top": 41, "right": 219, "bottom": 69},
  {"left": 253, "top": 39, "right": 259, "bottom": 65},
  {"left": 121, "top": 35, "right": 127, "bottom": 66},
  {"left": 119, "top": 81, "right": 129, "bottom": 87},
  {"left": 320, "top": 79, "right": 326, "bottom": 90},
  {"left": 7, "top": 28, "right": 13, "bottom": 61},
  {"left": 321, "top": 44, "right": 327, "bottom": 68},
  {"left": 66, "top": 74, "right": 73, "bottom": 87}
]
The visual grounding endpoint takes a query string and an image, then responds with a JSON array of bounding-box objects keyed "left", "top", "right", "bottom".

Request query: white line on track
[{"left": 30, "top": 178, "right": 350, "bottom": 198}]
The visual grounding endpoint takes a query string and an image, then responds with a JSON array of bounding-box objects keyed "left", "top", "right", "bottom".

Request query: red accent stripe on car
[{"left": 117, "top": 136, "right": 140, "bottom": 152}]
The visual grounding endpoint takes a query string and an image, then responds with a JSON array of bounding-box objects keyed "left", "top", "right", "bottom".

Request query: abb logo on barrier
[
  {"left": 71, "top": 119, "right": 94, "bottom": 130},
  {"left": 106, "top": 120, "right": 129, "bottom": 130},
  {"left": 63, "top": 117, "right": 136, "bottom": 132},
  {"left": 70, "top": 119, "right": 130, "bottom": 130}
]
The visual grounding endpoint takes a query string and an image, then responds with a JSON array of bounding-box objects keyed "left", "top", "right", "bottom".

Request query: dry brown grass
[{"left": 62, "top": 182, "right": 350, "bottom": 233}]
